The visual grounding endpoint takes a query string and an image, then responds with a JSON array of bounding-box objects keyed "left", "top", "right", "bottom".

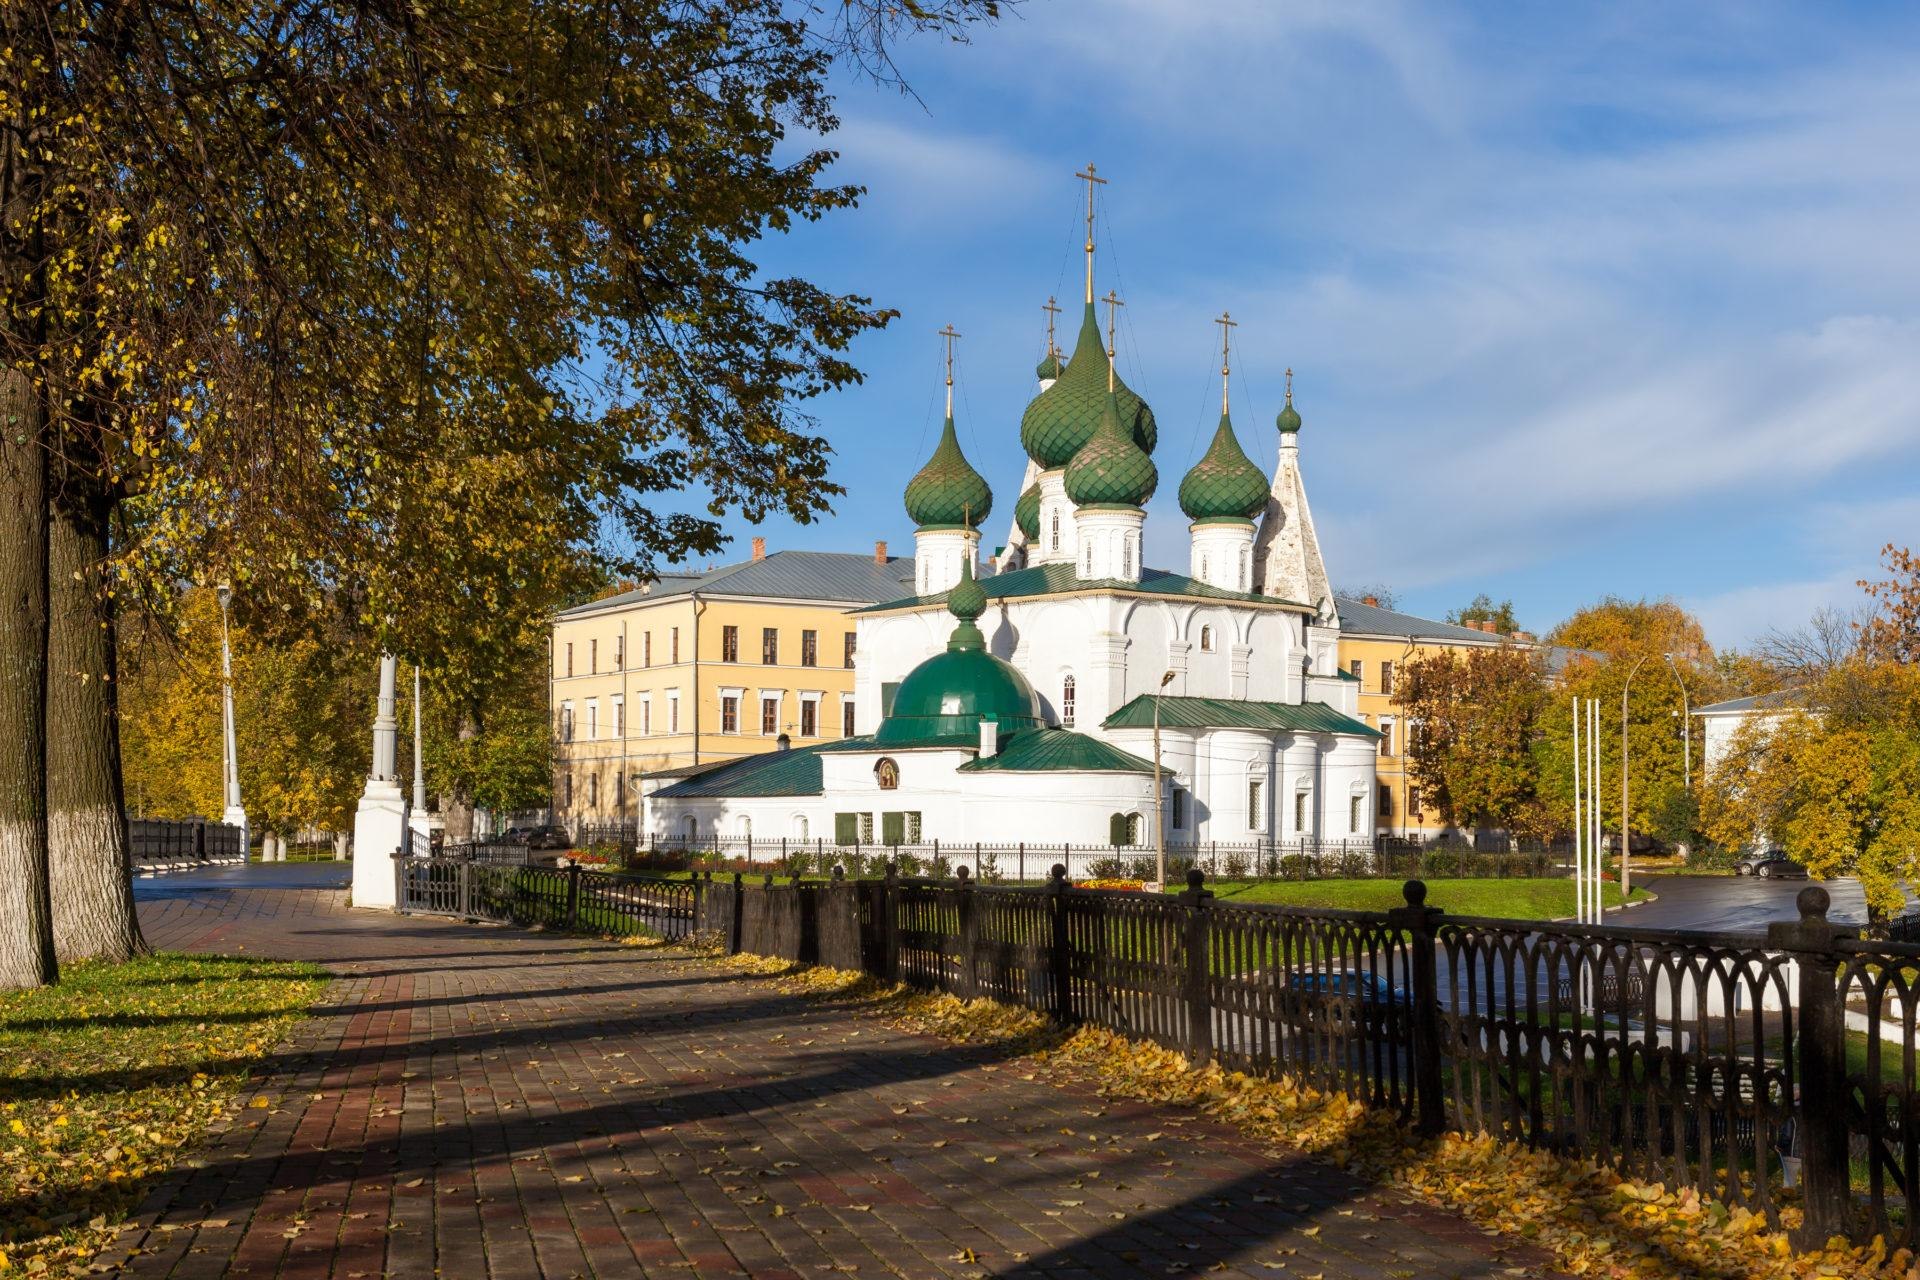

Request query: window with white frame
[
  {"left": 1199, "top": 625, "right": 1215, "bottom": 652},
  {"left": 1294, "top": 787, "right": 1310, "bottom": 833},
  {"left": 559, "top": 701, "right": 575, "bottom": 743},
  {"left": 841, "top": 697, "right": 856, "bottom": 737},
  {"left": 1350, "top": 792, "right": 1364, "bottom": 834},
  {"left": 1061, "top": 675, "right": 1076, "bottom": 728},
  {"left": 720, "top": 694, "right": 739, "bottom": 734},
  {"left": 1050, "top": 510, "right": 1061, "bottom": 551},
  {"left": 611, "top": 694, "right": 624, "bottom": 738},
  {"left": 585, "top": 698, "right": 598, "bottom": 740},
  {"left": 639, "top": 694, "right": 652, "bottom": 736},
  {"left": 668, "top": 690, "right": 680, "bottom": 733},
  {"left": 1247, "top": 776, "right": 1264, "bottom": 831},
  {"left": 799, "top": 697, "right": 819, "bottom": 738},
  {"left": 761, "top": 696, "right": 779, "bottom": 735},
  {"left": 1378, "top": 716, "right": 1395, "bottom": 758}
]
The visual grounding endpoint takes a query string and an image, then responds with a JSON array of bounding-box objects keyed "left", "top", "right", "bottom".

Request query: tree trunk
[
  {"left": 441, "top": 710, "right": 479, "bottom": 842},
  {"left": 46, "top": 487, "right": 145, "bottom": 962},
  {"left": 0, "top": 361, "right": 55, "bottom": 989}
]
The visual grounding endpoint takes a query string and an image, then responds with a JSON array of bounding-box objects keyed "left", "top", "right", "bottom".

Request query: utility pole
[
  {"left": 1620, "top": 653, "right": 1650, "bottom": 896},
  {"left": 215, "top": 581, "right": 248, "bottom": 853}
]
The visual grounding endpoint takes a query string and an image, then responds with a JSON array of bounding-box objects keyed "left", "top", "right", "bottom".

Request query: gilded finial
[
  {"left": 1285, "top": 367, "right": 1294, "bottom": 404},
  {"left": 1215, "top": 311, "right": 1238, "bottom": 415},
  {"left": 1101, "top": 289, "right": 1125, "bottom": 393},
  {"left": 1074, "top": 163, "right": 1108, "bottom": 305},
  {"left": 938, "top": 323, "right": 962, "bottom": 418},
  {"left": 1042, "top": 295, "right": 1061, "bottom": 358}
]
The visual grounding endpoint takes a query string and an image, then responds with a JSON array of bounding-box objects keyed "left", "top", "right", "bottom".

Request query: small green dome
[
  {"left": 1035, "top": 351, "right": 1062, "bottom": 382},
  {"left": 875, "top": 563, "right": 1042, "bottom": 745},
  {"left": 1014, "top": 483, "right": 1042, "bottom": 540},
  {"left": 903, "top": 415, "right": 992, "bottom": 529},
  {"left": 1019, "top": 303, "right": 1157, "bottom": 467},
  {"left": 1064, "top": 388, "right": 1158, "bottom": 508},
  {"left": 1179, "top": 411, "right": 1269, "bottom": 522},
  {"left": 1277, "top": 395, "right": 1302, "bottom": 435}
]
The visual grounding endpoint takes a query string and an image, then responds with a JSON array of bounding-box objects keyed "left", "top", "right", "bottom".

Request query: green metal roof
[
  {"left": 1103, "top": 694, "right": 1379, "bottom": 738},
  {"left": 1178, "top": 411, "right": 1268, "bottom": 522},
  {"left": 903, "top": 414, "right": 992, "bottom": 529},
  {"left": 1064, "top": 387, "right": 1157, "bottom": 508},
  {"left": 1019, "top": 302, "right": 1157, "bottom": 467},
  {"left": 817, "top": 732, "right": 974, "bottom": 753},
  {"left": 958, "top": 729, "right": 1154, "bottom": 774},
  {"left": 856, "top": 561, "right": 1308, "bottom": 614},
  {"left": 1014, "top": 482, "right": 1041, "bottom": 540},
  {"left": 651, "top": 746, "right": 825, "bottom": 799},
  {"left": 1277, "top": 392, "right": 1302, "bottom": 435}
]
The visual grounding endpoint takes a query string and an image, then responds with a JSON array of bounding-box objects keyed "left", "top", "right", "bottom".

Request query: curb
[{"left": 1551, "top": 888, "right": 1658, "bottom": 924}]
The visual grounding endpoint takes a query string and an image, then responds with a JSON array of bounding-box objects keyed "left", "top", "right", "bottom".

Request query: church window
[
  {"left": 1050, "top": 511, "right": 1061, "bottom": 551},
  {"left": 1083, "top": 544, "right": 1092, "bottom": 575},
  {"left": 682, "top": 814, "right": 697, "bottom": 842},
  {"left": 859, "top": 812, "right": 875, "bottom": 843},
  {"left": 737, "top": 815, "right": 752, "bottom": 840},
  {"left": 875, "top": 758, "right": 900, "bottom": 790},
  {"left": 1247, "top": 778, "right": 1264, "bottom": 831},
  {"left": 1171, "top": 787, "right": 1187, "bottom": 830},
  {"left": 1199, "top": 625, "right": 1214, "bottom": 652},
  {"left": 1200, "top": 554, "right": 1209, "bottom": 580},
  {"left": 1109, "top": 812, "right": 1133, "bottom": 846},
  {"left": 794, "top": 815, "right": 809, "bottom": 839},
  {"left": 905, "top": 811, "right": 922, "bottom": 842},
  {"left": 1239, "top": 548, "right": 1249, "bottom": 588},
  {"left": 1061, "top": 676, "right": 1076, "bottom": 728},
  {"left": 1294, "top": 789, "right": 1309, "bottom": 833},
  {"left": 1350, "top": 793, "right": 1364, "bottom": 835},
  {"left": 1123, "top": 538, "right": 1133, "bottom": 578}
]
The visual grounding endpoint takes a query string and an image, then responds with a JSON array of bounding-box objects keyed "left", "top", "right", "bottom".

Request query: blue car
[{"left": 1288, "top": 970, "right": 1404, "bottom": 1004}]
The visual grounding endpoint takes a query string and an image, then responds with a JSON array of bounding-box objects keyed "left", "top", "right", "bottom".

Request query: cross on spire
[
  {"left": 1101, "top": 289, "right": 1125, "bottom": 392},
  {"left": 1285, "top": 367, "right": 1294, "bottom": 404},
  {"left": 1216, "top": 311, "right": 1238, "bottom": 414},
  {"left": 1042, "top": 295, "right": 1062, "bottom": 357},
  {"left": 938, "top": 323, "right": 962, "bottom": 417},
  {"left": 1074, "top": 163, "right": 1107, "bottom": 304}
]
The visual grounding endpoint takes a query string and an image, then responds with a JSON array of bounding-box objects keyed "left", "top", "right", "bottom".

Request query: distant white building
[{"left": 1697, "top": 690, "right": 1799, "bottom": 777}]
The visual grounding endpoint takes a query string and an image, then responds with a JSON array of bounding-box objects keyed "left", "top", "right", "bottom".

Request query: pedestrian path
[{"left": 112, "top": 871, "right": 1559, "bottom": 1278}]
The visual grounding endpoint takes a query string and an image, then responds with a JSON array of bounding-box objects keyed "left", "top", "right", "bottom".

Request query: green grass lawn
[
  {"left": 1197, "top": 877, "right": 1641, "bottom": 920},
  {"left": 0, "top": 953, "right": 327, "bottom": 1275}
]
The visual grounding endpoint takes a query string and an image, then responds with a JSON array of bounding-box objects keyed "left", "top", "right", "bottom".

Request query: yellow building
[
  {"left": 1334, "top": 596, "right": 1538, "bottom": 839},
  {"left": 549, "top": 541, "right": 915, "bottom": 824}
]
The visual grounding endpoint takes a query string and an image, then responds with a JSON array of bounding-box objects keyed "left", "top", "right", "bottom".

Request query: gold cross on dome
[
  {"left": 1100, "top": 289, "right": 1125, "bottom": 392},
  {"left": 1216, "top": 311, "right": 1238, "bottom": 413},
  {"left": 938, "top": 323, "right": 962, "bottom": 416},
  {"left": 1285, "top": 366, "right": 1294, "bottom": 403},
  {"left": 1075, "top": 163, "right": 1107, "bottom": 302},
  {"left": 1042, "top": 296, "right": 1062, "bottom": 357}
]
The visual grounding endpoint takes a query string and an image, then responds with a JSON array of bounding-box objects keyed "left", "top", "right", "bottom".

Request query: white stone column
[
  {"left": 1031, "top": 470, "right": 1076, "bottom": 566},
  {"left": 215, "top": 583, "right": 249, "bottom": 853},
  {"left": 352, "top": 653, "right": 407, "bottom": 908},
  {"left": 408, "top": 665, "right": 432, "bottom": 838}
]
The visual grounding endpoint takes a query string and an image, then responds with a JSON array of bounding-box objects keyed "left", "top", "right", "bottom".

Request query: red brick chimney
[
  {"left": 751, "top": 536, "right": 766, "bottom": 561},
  {"left": 1362, "top": 595, "right": 1379, "bottom": 607},
  {"left": 874, "top": 540, "right": 888, "bottom": 565},
  {"left": 1513, "top": 630, "right": 1536, "bottom": 644}
]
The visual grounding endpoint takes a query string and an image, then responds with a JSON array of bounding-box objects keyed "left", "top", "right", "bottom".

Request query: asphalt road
[
  {"left": 131, "top": 859, "right": 350, "bottom": 900},
  {"left": 1600, "top": 872, "right": 1873, "bottom": 933}
]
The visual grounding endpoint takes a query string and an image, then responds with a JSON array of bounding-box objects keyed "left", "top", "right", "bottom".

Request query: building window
[
  {"left": 1409, "top": 787, "right": 1423, "bottom": 817},
  {"left": 588, "top": 773, "right": 598, "bottom": 808},
  {"left": 671, "top": 627, "right": 680, "bottom": 663},
  {"left": 589, "top": 638, "right": 597, "bottom": 675},
  {"left": 905, "top": 811, "right": 922, "bottom": 843},
  {"left": 612, "top": 695, "right": 624, "bottom": 738},
  {"left": 794, "top": 815, "right": 809, "bottom": 839},
  {"left": 801, "top": 629, "right": 818, "bottom": 667},
  {"left": 761, "top": 697, "right": 778, "bottom": 735},
  {"left": 565, "top": 642, "right": 573, "bottom": 678},
  {"left": 559, "top": 702, "right": 575, "bottom": 743},
  {"left": 644, "top": 632, "right": 652, "bottom": 667},
  {"left": 1379, "top": 787, "right": 1393, "bottom": 817},
  {"left": 1239, "top": 547, "right": 1249, "bottom": 588},
  {"left": 1200, "top": 554, "right": 1209, "bottom": 580},
  {"left": 1171, "top": 788, "right": 1187, "bottom": 829},
  {"left": 800, "top": 699, "right": 818, "bottom": 738},
  {"left": 668, "top": 691, "right": 680, "bottom": 733},
  {"left": 1379, "top": 718, "right": 1395, "bottom": 758},
  {"left": 1294, "top": 789, "right": 1309, "bottom": 833},
  {"left": 859, "top": 812, "right": 875, "bottom": 844},
  {"left": 842, "top": 699, "right": 856, "bottom": 737},
  {"left": 843, "top": 633, "right": 857, "bottom": 669},
  {"left": 722, "top": 625, "right": 739, "bottom": 662},
  {"left": 1349, "top": 658, "right": 1363, "bottom": 680},
  {"left": 1247, "top": 778, "right": 1264, "bottom": 831},
  {"left": 720, "top": 695, "right": 739, "bottom": 734},
  {"left": 1379, "top": 660, "right": 1395, "bottom": 695},
  {"left": 1050, "top": 510, "right": 1061, "bottom": 551},
  {"left": 585, "top": 699, "right": 598, "bottom": 740},
  {"left": 1122, "top": 538, "right": 1133, "bottom": 578},
  {"left": 562, "top": 772, "right": 573, "bottom": 806},
  {"left": 875, "top": 758, "right": 900, "bottom": 790},
  {"left": 640, "top": 696, "right": 652, "bottom": 736},
  {"left": 1350, "top": 793, "right": 1363, "bottom": 834},
  {"left": 615, "top": 635, "right": 625, "bottom": 670},
  {"left": 762, "top": 627, "right": 778, "bottom": 664},
  {"left": 1199, "top": 625, "right": 1214, "bottom": 652},
  {"left": 1061, "top": 675, "right": 1076, "bottom": 728},
  {"left": 1083, "top": 544, "right": 1092, "bottom": 575}
]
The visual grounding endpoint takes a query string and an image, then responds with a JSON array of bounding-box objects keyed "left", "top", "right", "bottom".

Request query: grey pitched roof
[
  {"left": 1697, "top": 690, "right": 1798, "bottom": 715},
  {"left": 860, "top": 561, "right": 1309, "bottom": 615},
  {"left": 1333, "top": 596, "right": 1513, "bottom": 644},
  {"left": 558, "top": 550, "right": 919, "bottom": 618}
]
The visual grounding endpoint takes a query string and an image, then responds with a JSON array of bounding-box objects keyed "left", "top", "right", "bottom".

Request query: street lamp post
[
  {"left": 215, "top": 581, "right": 248, "bottom": 854},
  {"left": 1663, "top": 652, "right": 1691, "bottom": 792},
  {"left": 1620, "top": 653, "right": 1650, "bottom": 896},
  {"left": 1153, "top": 670, "right": 1176, "bottom": 889}
]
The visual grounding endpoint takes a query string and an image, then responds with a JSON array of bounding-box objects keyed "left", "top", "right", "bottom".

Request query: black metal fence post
[
  {"left": 881, "top": 861, "right": 900, "bottom": 982},
  {"left": 955, "top": 865, "right": 978, "bottom": 999},
  {"left": 1179, "top": 868, "right": 1213, "bottom": 1066},
  {"left": 565, "top": 863, "right": 582, "bottom": 929},
  {"left": 1768, "top": 886, "right": 1857, "bottom": 1248},
  {"left": 1048, "top": 863, "right": 1071, "bottom": 1023},
  {"left": 729, "top": 871, "right": 745, "bottom": 955},
  {"left": 458, "top": 858, "right": 472, "bottom": 919},
  {"left": 1387, "top": 879, "right": 1447, "bottom": 1136},
  {"left": 392, "top": 850, "right": 407, "bottom": 911}
]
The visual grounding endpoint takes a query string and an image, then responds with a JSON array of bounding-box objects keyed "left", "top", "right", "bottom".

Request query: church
[{"left": 647, "top": 182, "right": 1380, "bottom": 855}]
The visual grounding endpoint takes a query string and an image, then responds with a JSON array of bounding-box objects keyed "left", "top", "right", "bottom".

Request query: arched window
[
  {"left": 794, "top": 814, "right": 810, "bottom": 839},
  {"left": 1122, "top": 537, "right": 1133, "bottom": 578},
  {"left": 1199, "top": 624, "right": 1214, "bottom": 652},
  {"left": 1109, "top": 812, "right": 1132, "bottom": 847},
  {"left": 737, "top": 815, "right": 753, "bottom": 839},
  {"left": 1200, "top": 554, "right": 1209, "bottom": 580},
  {"left": 681, "top": 814, "right": 697, "bottom": 842},
  {"left": 1127, "top": 813, "right": 1144, "bottom": 845},
  {"left": 1239, "top": 547, "right": 1250, "bottom": 589},
  {"left": 875, "top": 757, "right": 900, "bottom": 790},
  {"left": 1050, "top": 511, "right": 1061, "bottom": 551},
  {"left": 1061, "top": 675, "right": 1077, "bottom": 728},
  {"left": 1083, "top": 543, "right": 1093, "bottom": 575}
]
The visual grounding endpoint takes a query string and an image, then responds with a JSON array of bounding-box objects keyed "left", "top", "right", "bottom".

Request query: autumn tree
[
  {"left": 1859, "top": 543, "right": 1920, "bottom": 663},
  {"left": 1337, "top": 583, "right": 1400, "bottom": 609},
  {"left": 0, "top": 0, "right": 1003, "bottom": 987},
  {"left": 1546, "top": 596, "right": 1712, "bottom": 662},
  {"left": 1446, "top": 593, "right": 1521, "bottom": 635},
  {"left": 1397, "top": 645, "right": 1549, "bottom": 833}
]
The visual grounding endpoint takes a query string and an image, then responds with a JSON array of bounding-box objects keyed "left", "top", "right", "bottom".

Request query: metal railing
[
  {"left": 395, "top": 855, "right": 703, "bottom": 942},
  {"left": 129, "top": 818, "right": 246, "bottom": 866}
]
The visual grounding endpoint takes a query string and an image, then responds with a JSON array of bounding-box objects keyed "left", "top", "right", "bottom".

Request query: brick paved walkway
[{"left": 112, "top": 867, "right": 1558, "bottom": 1279}]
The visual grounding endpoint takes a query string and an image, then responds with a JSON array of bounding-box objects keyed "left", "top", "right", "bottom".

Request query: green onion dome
[
  {"left": 1019, "top": 303, "right": 1157, "bottom": 468},
  {"left": 874, "top": 561, "right": 1043, "bottom": 746},
  {"left": 1064, "top": 387, "right": 1158, "bottom": 509},
  {"left": 1014, "top": 482, "right": 1042, "bottom": 540},
  {"left": 1035, "top": 351, "right": 1062, "bottom": 382},
  {"left": 1178, "top": 411, "right": 1269, "bottom": 522},
  {"left": 903, "top": 414, "right": 992, "bottom": 529},
  {"left": 1277, "top": 396, "right": 1302, "bottom": 435}
]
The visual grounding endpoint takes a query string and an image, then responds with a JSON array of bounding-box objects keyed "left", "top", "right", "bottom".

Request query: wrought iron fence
[
  {"left": 391, "top": 851, "right": 1903, "bottom": 1255},
  {"left": 129, "top": 818, "right": 245, "bottom": 866}
]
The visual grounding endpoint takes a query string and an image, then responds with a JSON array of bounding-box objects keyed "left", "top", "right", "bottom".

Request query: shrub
[
  {"left": 1088, "top": 856, "right": 1132, "bottom": 879},
  {"left": 1278, "top": 854, "right": 1314, "bottom": 880},
  {"left": 1421, "top": 850, "right": 1460, "bottom": 877},
  {"left": 1223, "top": 849, "right": 1250, "bottom": 880},
  {"left": 929, "top": 853, "right": 953, "bottom": 879},
  {"left": 978, "top": 850, "right": 1002, "bottom": 883}
]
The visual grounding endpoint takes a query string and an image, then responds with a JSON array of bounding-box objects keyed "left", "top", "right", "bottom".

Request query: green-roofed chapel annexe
[
  {"left": 958, "top": 728, "right": 1153, "bottom": 774},
  {"left": 650, "top": 744, "right": 828, "bottom": 799},
  {"left": 1103, "top": 694, "right": 1379, "bottom": 738},
  {"left": 855, "top": 560, "right": 1312, "bottom": 616}
]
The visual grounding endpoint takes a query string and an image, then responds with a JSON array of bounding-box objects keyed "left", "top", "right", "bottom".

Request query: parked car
[
  {"left": 1735, "top": 848, "right": 1809, "bottom": 879},
  {"left": 500, "top": 825, "right": 571, "bottom": 851},
  {"left": 1285, "top": 970, "right": 1406, "bottom": 1004}
]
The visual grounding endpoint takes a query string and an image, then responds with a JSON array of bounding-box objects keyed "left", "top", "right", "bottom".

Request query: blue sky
[{"left": 683, "top": 1, "right": 1920, "bottom": 648}]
